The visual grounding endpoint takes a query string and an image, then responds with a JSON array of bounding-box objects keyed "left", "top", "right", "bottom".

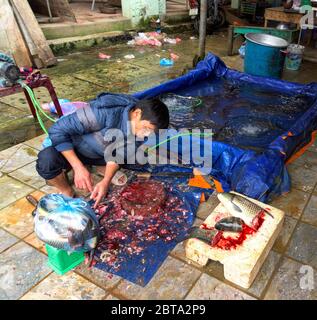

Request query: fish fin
[
  {"left": 232, "top": 202, "right": 242, "bottom": 212},
  {"left": 218, "top": 194, "right": 242, "bottom": 213}
]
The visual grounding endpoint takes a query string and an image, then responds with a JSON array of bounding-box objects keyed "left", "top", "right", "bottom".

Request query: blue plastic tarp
[
  {"left": 94, "top": 176, "right": 205, "bottom": 286},
  {"left": 133, "top": 53, "right": 317, "bottom": 202}
]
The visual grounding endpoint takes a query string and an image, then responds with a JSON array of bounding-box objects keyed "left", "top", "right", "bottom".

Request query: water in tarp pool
[{"left": 160, "top": 78, "right": 315, "bottom": 150}]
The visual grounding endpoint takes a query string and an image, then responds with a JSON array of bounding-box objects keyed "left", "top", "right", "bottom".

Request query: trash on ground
[
  {"left": 98, "top": 53, "right": 111, "bottom": 60},
  {"left": 170, "top": 53, "right": 179, "bottom": 61},
  {"left": 124, "top": 54, "right": 135, "bottom": 59},
  {"left": 127, "top": 32, "right": 163, "bottom": 47},
  {"left": 160, "top": 58, "right": 174, "bottom": 66},
  {"left": 190, "top": 36, "right": 197, "bottom": 40},
  {"left": 127, "top": 32, "right": 181, "bottom": 47},
  {"left": 164, "top": 37, "right": 181, "bottom": 45}
]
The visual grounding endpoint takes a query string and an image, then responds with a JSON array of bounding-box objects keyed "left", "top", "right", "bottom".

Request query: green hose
[
  {"left": 18, "top": 80, "right": 56, "bottom": 134},
  {"left": 145, "top": 132, "right": 213, "bottom": 153}
]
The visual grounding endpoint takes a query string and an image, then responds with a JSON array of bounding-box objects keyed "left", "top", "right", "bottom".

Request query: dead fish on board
[
  {"left": 215, "top": 217, "right": 244, "bottom": 232},
  {"left": 184, "top": 226, "right": 217, "bottom": 244},
  {"left": 217, "top": 193, "right": 274, "bottom": 228}
]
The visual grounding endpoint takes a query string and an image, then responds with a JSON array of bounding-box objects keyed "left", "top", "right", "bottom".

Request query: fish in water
[
  {"left": 215, "top": 217, "right": 244, "bottom": 232},
  {"left": 217, "top": 193, "right": 274, "bottom": 228},
  {"left": 184, "top": 226, "right": 217, "bottom": 244}
]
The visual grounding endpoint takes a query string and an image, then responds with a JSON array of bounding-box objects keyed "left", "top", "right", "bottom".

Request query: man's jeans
[{"left": 36, "top": 146, "right": 106, "bottom": 180}]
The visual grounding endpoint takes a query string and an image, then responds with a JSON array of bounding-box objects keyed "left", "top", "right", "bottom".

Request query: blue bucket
[{"left": 244, "top": 33, "right": 289, "bottom": 78}]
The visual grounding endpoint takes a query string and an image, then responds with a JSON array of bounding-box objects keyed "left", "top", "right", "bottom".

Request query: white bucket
[{"left": 285, "top": 44, "right": 305, "bottom": 71}]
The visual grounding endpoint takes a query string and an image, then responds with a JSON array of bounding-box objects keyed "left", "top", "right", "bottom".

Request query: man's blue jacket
[{"left": 48, "top": 93, "right": 139, "bottom": 160}]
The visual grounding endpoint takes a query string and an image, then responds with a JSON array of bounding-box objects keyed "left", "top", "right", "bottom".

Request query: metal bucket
[{"left": 244, "top": 33, "right": 289, "bottom": 78}]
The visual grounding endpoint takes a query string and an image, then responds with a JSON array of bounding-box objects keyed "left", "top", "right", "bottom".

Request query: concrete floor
[{"left": 0, "top": 31, "right": 317, "bottom": 300}]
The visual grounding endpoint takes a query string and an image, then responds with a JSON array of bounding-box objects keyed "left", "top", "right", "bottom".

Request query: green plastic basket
[{"left": 46, "top": 244, "right": 85, "bottom": 275}]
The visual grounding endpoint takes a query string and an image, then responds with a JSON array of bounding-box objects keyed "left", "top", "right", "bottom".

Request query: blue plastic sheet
[
  {"left": 94, "top": 177, "right": 205, "bottom": 286},
  {"left": 133, "top": 53, "right": 317, "bottom": 202}
]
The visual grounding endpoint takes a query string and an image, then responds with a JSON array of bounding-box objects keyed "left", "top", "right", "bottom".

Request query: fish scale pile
[{"left": 91, "top": 179, "right": 189, "bottom": 271}]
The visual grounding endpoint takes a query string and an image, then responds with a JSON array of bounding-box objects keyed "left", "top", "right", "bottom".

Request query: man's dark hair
[{"left": 134, "top": 98, "right": 169, "bottom": 129}]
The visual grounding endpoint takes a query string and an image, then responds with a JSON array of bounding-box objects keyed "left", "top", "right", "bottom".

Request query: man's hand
[
  {"left": 90, "top": 161, "right": 119, "bottom": 209},
  {"left": 61, "top": 149, "right": 93, "bottom": 193},
  {"left": 90, "top": 180, "right": 109, "bottom": 209},
  {"left": 74, "top": 165, "right": 93, "bottom": 193}
]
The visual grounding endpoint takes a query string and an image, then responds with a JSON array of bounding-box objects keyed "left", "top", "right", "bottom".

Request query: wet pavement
[{"left": 0, "top": 30, "right": 317, "bottom": 300}]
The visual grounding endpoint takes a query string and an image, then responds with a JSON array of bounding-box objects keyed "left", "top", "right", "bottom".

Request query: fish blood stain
[
  {"left": 202, "top": 211, "right": 266, "bottom": 250},
  {"left": 120, "top": 180, "right": 166, "bottom": 216}
]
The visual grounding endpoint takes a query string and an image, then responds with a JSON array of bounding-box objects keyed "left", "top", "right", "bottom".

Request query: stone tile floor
[{"left": 0, "top": 31, "right": 317, "bottom": 300}]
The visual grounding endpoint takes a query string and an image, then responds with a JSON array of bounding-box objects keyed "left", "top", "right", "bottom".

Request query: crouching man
[{"left": 36, "top": 93, "right": 169, "bottom": 208}]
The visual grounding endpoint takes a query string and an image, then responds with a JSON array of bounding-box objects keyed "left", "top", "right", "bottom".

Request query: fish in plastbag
[{"left": 33, "top": 194, "right": 100, "bottom": 252}]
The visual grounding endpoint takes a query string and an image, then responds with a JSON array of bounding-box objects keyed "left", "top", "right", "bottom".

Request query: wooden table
[{"left": 264, "top": 6, "right": 303, "bottom": 29}]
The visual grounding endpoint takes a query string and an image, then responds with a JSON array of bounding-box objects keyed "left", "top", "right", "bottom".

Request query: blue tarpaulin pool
[{"left": 134, "top": 53, "right": 317, "bottom": 203}]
